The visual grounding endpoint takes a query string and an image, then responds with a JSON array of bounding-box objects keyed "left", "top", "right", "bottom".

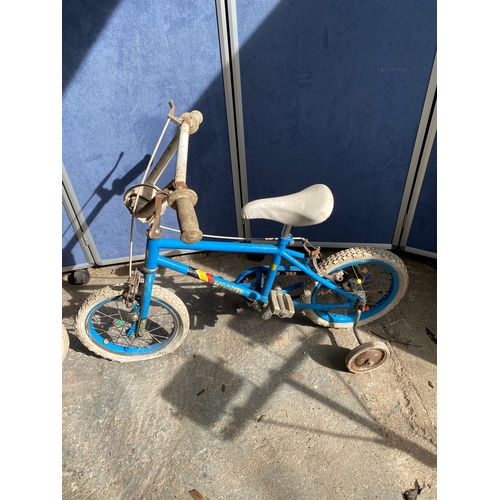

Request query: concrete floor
[{"left": 62, "top": 248, "right": 437, "bottom": 499}]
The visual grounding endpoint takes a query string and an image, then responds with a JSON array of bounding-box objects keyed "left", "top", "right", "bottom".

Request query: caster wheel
[
  {"left": 345, "top": 341, "right": 390, "bottom": 373},
  {"left": 68, "top": 269, "right": 90, "bottom": 285}
]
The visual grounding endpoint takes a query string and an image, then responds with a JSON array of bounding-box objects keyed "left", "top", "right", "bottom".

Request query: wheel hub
[{"left": 354, "top": 348, "right": 384, "bottom": 367}]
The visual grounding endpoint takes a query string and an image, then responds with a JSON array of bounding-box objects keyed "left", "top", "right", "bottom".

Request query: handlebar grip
[
  {"left": 179, "top": 110, "right": 203, "bottom": 134},
  {"left": 168, "top": 189, "right": 202, "bottom": 244}
]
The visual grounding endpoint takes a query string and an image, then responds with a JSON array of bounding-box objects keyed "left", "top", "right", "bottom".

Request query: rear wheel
[
  {"left": 301, "top": 247, "right": 408, "bottom": 328},
  {"left": 74, "top": 285, "right": 190, "bottom": 362}
]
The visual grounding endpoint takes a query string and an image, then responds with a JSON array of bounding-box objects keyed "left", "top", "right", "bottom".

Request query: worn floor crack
[{"left": 389, "top": 346, "right": 437, "bottom": 445}]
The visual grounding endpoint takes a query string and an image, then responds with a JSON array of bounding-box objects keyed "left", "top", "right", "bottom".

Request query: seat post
[{"left": 281, "top": 224, "right": 292, "bottom": 238}]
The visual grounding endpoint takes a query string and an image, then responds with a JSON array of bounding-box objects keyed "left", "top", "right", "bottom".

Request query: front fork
[
  {"left": 123, "top": 261, "right": 157, "bottom": 338},
  {"left": 134, "top": 268, "right": 156, "bottom": 337}
]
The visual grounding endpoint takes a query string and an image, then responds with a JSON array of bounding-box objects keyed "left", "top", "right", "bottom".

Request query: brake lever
[{"left": 167, "top": 100, "right": 182, "bottom": 126}]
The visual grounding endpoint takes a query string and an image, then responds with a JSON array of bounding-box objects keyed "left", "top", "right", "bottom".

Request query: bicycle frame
[
  {"left": 138, "top": 230, "right": 360, "bottom": 325},
  {"left": 123, "top": 103, "right": 370, "bottom": 331}
]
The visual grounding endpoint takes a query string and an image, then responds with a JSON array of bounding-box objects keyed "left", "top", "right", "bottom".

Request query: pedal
[{"left": 269, "top": 288, "right": 295, "bottom": 319}]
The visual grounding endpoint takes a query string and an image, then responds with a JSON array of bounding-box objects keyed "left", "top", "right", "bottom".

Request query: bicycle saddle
[{"left": 242, "top": 184, "right": 334, "bottom": 227}]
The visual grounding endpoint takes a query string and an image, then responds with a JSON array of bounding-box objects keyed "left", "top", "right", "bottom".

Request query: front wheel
[
  {"left": 301, "top": 247, "right": 408, "bottom": 328},
  {"left": 74, "top": 285, "right": 190, "bottom": 362}
]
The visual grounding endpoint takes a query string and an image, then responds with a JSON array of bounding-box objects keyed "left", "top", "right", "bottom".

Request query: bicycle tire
[
  {"left": 301, "top": 247, "right": 408, "bottom": 328},
  {"left": 74, "top": 284, "right": 190, "bottom": 362},
  {"left": 62, "top": 324, "right": 70, "bottom": 361}
]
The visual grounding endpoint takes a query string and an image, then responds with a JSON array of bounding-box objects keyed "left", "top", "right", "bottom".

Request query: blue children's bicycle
[{"left": 74, "top": 102, "right": 409, "bottom": 373}]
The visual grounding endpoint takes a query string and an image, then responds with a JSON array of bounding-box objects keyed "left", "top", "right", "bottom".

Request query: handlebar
[
  {"left": 168, "top": 188, "right": 202, "bottom": 244},
  {"left": 171, "top": 110, "right": 203, "bottom": 244},
  {"left": 174, "top": 111, "right": 203, "bottom": 186},
  {"left": 125, "top": 103, "right": 204, "bottom": 244}
]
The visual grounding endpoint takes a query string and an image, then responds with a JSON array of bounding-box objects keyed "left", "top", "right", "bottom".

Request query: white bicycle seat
[{"left": 242, "top": 184, "right": 334, "bottom": 227}]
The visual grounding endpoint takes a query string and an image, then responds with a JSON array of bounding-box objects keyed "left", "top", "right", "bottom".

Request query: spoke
[
  {"left": 149, "top": 332, "right": 171, "bottom": 343},
  {"left": 94, "top": 310, "right": 121, "bottom": 321},
  {"left": 147, "top": 324, "right": 173, "bottom": 335},
  {"left": 94, "top": 314, "right": 128, "bottom": 337},
  {"left": 351, "top": 266, "right": 361, "bottom": 280},
  {"left": 114, "top": 299, "right": 126, "bottom": 325},
  {"left": 94, "top": 327, "right": 123, "bottom": 338},
  {"left": 147, "top": 307, "right": 173, "bottom": 321},
  {"left": 93, "top": 325, "right": 121, "bottom": 335},
  {"left": 107, "top": 330, "right": 134, "bottom": 345}
]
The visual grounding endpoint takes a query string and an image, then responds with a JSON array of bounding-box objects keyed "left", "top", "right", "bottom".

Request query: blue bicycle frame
[
  {"left": 138, "top": 230, "right": 359, "bottom": 325},
  {"left": 121, "top": 103, "right": 395, "bottom": 332}
]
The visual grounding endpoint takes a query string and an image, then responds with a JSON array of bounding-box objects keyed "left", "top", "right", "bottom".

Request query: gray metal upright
[
  {"left": 62, "top": 164, "right": 100, "bottom": 271},
  {"left": 392, "top": 54, "right": 437, "bottom": 257}
]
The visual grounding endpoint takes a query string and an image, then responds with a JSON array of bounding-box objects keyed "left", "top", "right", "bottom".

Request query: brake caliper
[{"left": 123, "top": 269, "right": 142, "bottom": 308}]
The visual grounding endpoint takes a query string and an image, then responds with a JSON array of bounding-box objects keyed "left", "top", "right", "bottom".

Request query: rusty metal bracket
[
  {"left": 302, "top": 238, "right": 321, "bottom": 259},
  {"left": 174, "top": 180, "right": 187, "bottom": 190},
  {"left": 123, "top": 269, "right": 142, "bottom": 307},
  {"left": 352, "top": 304, "right": 367, "bottom": 345},
  {"left": 146, "top": 190, "right": 170, "bottom": 239},
  {"left": 302, "top": 239, "right": 325, "bottom": 279},
  {"left": 142, "top": 178, "right": 194, "bottom": 239},
  {"left": 167, "top": 100, "right": 182, "bottom": 126}
]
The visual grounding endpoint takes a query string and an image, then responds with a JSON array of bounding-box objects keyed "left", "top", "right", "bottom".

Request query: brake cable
[{"left": 127, "top": 111, "right": 173, "bottom": 278}]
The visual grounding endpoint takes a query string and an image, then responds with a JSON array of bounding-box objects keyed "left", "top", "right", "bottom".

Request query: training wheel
[{"left": 345, "top": 341, "right": 390, "bottom": 373}]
